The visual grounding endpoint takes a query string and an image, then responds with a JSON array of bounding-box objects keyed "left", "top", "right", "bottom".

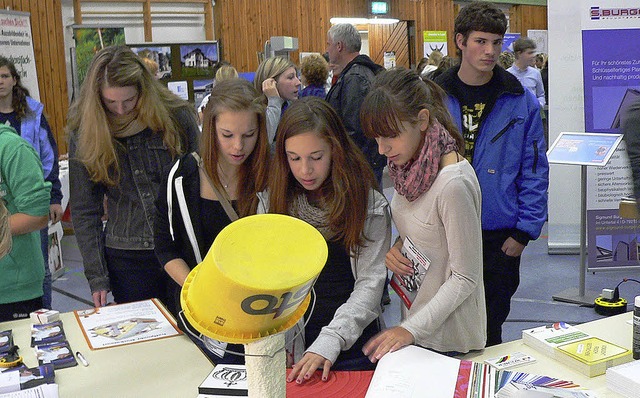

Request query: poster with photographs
[
  {"left": 179, "top": 43, "right": 218, "bottom": 77},
  {"left": 193, "top": 79, "right": 214, "bottom": 111},
  {"left": 72, "top": 26, "right": 125, "bottom": 93},
  {"left": 129, "top": 45, "right": 172, "bottom": 80},
  {"left": 127, "top": 41, "right": 219, "bottom": 108}
]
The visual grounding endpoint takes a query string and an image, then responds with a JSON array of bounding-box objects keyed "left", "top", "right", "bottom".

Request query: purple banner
[{"left": 582, "top": 28, "right": 640, "bottom": 133}]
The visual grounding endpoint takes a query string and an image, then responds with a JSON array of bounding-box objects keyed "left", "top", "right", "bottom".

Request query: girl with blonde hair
[
  {"left": 68, "top": 45, "right": 199, "bottom": 309},
  {"left": 254, "top": 56, "right": 300, "bottom": 143}
]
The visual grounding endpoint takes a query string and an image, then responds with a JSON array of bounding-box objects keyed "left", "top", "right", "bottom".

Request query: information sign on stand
[{"left": 548, "top": 132, "right": 624, "bottom": 305}]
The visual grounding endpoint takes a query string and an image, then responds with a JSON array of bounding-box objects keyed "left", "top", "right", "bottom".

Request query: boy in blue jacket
[{"left": 435, "top": 1, "right": 549, "bottom": 346}]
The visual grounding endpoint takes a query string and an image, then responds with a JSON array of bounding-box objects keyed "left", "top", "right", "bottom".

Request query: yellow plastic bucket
[{"left": 181, "top": 214, "right": 328, "bottom": 344}]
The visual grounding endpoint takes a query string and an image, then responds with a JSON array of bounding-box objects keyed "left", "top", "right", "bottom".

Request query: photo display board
[{"left": 128, "top": 41, "right": 219, "bottom": 110}]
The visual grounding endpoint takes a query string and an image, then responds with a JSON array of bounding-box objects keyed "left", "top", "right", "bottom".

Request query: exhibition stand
[{"left": 548, "top": 132, "right": 623, "bottom": 305}]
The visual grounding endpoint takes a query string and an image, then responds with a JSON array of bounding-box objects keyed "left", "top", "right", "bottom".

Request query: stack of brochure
[
  {"left": 606, "top": 360, "right": 640, "bottom": 398},
  {"left": 31, "top": 321, "right": 77, "bottom": 370},
  {"left": 522, "top": 322, "right": 632, "bottom": 377}
]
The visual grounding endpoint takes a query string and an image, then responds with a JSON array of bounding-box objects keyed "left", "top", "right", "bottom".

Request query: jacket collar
[
  {"left": 436, "top": 64, "right": 524, "bottom": 98},
  {"left": 340, "top": 54, "right": 384, "bottom": 77}
]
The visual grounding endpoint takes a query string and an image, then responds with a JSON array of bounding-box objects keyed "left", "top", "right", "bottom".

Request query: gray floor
[{"left": 52, "top": 223, "right": 640, "bottom": 345}]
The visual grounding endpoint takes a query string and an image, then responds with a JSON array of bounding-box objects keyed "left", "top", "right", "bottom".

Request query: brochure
[
  {"left": 389, "top": 237, "right": 431, "bottom": 309},
  {"left": 73, "top": 299, "right": 181, "bottom": 350},
  {"left": 199, "top": 364, "right": 247, "bottom": 396},
  {"left": 30, "top": 321, "right": 65, "bottom": 347},
  {"left": 484, "top": 352, "right": 536, "bottom": 370},
  {"left": 0, "top": 331, "right": 12, "bottom": 354},
  {"left": 34, "top": 341, "right": 77, "bottom": 370}
]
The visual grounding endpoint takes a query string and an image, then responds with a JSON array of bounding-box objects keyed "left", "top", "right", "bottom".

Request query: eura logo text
[{"left": 590, "top": 6, "right": 640, "bottom": 20}]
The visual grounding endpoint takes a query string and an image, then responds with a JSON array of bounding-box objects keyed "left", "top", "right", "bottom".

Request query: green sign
[{"left": 423, "top": 31, "right": 447, "bottom": 42}]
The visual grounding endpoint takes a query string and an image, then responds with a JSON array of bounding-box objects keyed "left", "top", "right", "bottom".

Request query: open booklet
[
  {"left": 389, "top": 237, "right": 431, "bottom": 309},
  {"left": 73, "top": 299, "right": 181, "bottom": 350}
]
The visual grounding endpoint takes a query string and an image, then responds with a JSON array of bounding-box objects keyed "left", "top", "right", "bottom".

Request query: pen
[{"left": 76, "top": 351, "right": 89, "bottom": 367}]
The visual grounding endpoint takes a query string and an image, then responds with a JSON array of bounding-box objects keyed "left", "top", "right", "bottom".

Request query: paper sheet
[{"left": 365, "top": 345, "right": 461, "bottom": 398}]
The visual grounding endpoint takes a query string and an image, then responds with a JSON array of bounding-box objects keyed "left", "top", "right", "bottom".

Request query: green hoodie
[{"left": 0, "top": 125, "right": 51, "bottom": 304}]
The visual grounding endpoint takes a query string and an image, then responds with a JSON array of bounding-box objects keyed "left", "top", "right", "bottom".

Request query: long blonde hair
[
  {"left": 67, "top": 45, "right": 197, "bottom": 185},
  {"left": 253, "top": 56, "right": 296, "bottom": 96}
]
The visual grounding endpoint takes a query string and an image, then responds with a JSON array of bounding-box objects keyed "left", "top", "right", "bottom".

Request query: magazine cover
[
  {"left": 0, "top": 330, "right": 12, "bottom": 353},
  {"left": 3, "top": 364, "right": 56, "bottom": 390},
  {"left": 35, "top": 341, "right": 77, "bottom": 369},
  {"left": 30, "top": 321, "right": 66, "bottom": 347},
  {"left": 389, "top": 237, "right": 431, "bottom": 309}
]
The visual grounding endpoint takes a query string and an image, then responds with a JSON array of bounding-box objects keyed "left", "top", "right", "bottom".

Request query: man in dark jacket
[{"left": 325, "top": 23, "right": 385, "bottom": 184}]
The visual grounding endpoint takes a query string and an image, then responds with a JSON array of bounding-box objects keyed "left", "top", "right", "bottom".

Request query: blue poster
[
  {"left": 502, "top": 33, "right": 520, "bottom": 52},
  {"left": 582, "top": 28, "right": 640, "bottom": 133}
]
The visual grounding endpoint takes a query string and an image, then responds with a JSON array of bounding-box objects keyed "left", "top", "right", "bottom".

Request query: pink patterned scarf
[{"left": 388, "top": 119, "right": 458, "bottom": 202}]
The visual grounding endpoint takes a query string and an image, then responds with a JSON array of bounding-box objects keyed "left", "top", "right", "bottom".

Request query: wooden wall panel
[
  {"left": 394, "top": 0, "right": 457, "bottom": 63},
  {"left": 214, "top": 1, "right": 547, "bottom": 72},
  {"left": 510, "top": 5, "right": 548, "bottom": 38},
  {"left": 1, "top": 0, "right": 69, "bottom": 154},
  {"left": 215, "top": 0, "right": 367, "bottom": 72},
  {"left": 368, "top": 22, "right": 409, "bottom": 69}
]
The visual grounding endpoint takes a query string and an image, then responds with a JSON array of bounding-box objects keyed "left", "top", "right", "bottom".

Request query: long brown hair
[
  {"left": 268, "top": 97, "right": 376, "bottom": 254},
  {"left": 200, "top": 78, "right": 270, "bottom": 217},
  {"left": 67, "top": 45, "right": 197, "bottom": 185},
  {"left": 360, "top": 67, "right": 464, "bottom": 155},
  {"left": 0, "top": 56, "right": 31, "bottom": 121}
]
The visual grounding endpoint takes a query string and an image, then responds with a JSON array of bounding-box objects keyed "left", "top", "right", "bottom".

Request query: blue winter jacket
[
  {"left": 21, "top": 97, "right": 55, "bottom": 179},
  {"left": 436, "top": 66, "right": 549, "bottom": 243}
]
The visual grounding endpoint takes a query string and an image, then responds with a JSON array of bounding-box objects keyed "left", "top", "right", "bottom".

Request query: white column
[{"left": 244, "top": 333, "right": 286, "bottom": 398}]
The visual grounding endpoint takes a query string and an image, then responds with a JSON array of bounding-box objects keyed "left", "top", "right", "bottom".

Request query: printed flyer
[{"left": 74, "top": 299, "right": 181, "bottom": 350}]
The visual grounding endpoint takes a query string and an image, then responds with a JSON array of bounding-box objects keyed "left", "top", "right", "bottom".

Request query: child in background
[
  {"left": 360, "top": 68, "right": 486, "bottom": 360},
  {"left": 198, "top": 64, "right": 239, "bottom": 123},
  {"left": 258, "top": 96, "right": 391, "bottom": 383}
]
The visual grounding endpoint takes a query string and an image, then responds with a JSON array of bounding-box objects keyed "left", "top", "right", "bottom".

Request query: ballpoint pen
[{"left": 76, "top": 351, "right": 89, "bottom": 367}]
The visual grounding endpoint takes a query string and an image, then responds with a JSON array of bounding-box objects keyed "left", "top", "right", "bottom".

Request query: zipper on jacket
[
  {"left": 490, "top": 118, "right": 519, "bottom": 143},
  {"left": 532, "top": 140, "right": 539, "bottom": 174}
]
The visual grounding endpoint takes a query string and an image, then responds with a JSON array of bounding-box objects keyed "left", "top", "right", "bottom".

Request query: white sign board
[{"left": 0, "top": 10, "right": 39, "bottom": 101}]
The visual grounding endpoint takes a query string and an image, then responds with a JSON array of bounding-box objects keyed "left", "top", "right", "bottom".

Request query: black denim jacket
[{"left": 69, "top": 108, "right": 199, "bottom": 293}]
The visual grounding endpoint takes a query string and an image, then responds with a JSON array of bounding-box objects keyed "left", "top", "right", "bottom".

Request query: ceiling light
[
  {"left": 368, "top": 17, "right": 399, "bottom": 24},
  {"left": 330, "top": 17, "right": 369, "bottom": 25}
]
